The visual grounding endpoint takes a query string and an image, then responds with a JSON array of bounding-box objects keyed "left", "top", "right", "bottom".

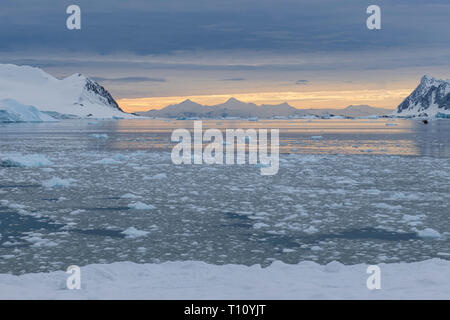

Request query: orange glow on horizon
[{"left": 117, "top": 89, "right": 411, "bottom": 112}]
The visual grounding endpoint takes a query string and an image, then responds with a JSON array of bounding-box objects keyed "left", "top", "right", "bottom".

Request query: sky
[{"left": 1, "top": 0, "right": 450, "bottom": 112}]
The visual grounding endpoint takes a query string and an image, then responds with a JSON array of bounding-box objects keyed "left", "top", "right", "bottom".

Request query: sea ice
[
  {"left": 121, "top": 227, "right": 149, "bottom": 239},
  {"left": 128, "top": 202, "right": 156, "bottom": 210},
  {"left": 42, "top": 177, "right": 74, "bottom": 188},
  {"left": 417, "top": 228, "right": 441, "bottom": 239},
  {"left": 0, "top": 154, "right": 52, "bottom": 168}
]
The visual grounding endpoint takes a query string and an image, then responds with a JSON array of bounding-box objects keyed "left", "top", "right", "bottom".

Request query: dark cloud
[
  {"left": 0, "top": 0, "right": 449, "bottom": 55},
  {"left": 295, "top": 80, "right": 309, "bottom": 85},
  {"left": 220, "top": 78, "right": 246, "bottom": 81}
]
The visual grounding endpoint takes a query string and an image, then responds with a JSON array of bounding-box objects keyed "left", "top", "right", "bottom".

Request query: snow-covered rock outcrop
[
  {"left": 0, "top": 64, "right": 131, "bottom": 119},
  {"left": 396, "top": 75, "right": 450, "bottom": 118},
  {"left": 0, "top": 99, "right": 57, "bottom": 122}
]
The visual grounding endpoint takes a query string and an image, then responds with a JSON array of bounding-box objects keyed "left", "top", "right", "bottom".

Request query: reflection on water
[
  {"left": 1, "top": 118, "right": 450, "bottom": 157},
  {"left": 1, "top": 118, "right": 450, "bottom": 273}
]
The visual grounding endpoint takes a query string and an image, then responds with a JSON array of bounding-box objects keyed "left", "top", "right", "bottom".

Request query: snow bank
[
  {"left": 0, "top": 154, "right": 53, "bottom": 167},
  {"left": 0, "top": 259, "right": 449, "bottom": 299},
  {"left": 0, "top": 99, "right": 57, "bottom": 122}
]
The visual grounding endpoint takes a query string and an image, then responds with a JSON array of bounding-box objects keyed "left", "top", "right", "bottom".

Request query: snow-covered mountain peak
[
  {"left": 396, "top": 75, "right": 450, "bottom": 117},
  {"left": 0, "top": 63, "right": 129, "bottom": 118}
]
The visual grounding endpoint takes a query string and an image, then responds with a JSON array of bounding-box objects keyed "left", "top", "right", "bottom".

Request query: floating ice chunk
[
  {"left": 373, "top": 203, "right": 402, "bottom": 211},
  {"left": 0, "top": 154, "right": 52, "bottom": 168},
  {"left": 94, "top": 158, "right": 121, "bottom": 165},
  {"left": 91, "top": 134, "right": 109, "bottom": 139},
  {"left": 304, "top": 226, "right": 318, "bottom": 234},
  {"left": 253, "top": 222, "right": 269, "bottom": 229},
  {"left": 417, "top": 228, "right": 441, "bottom": 239},
  {"left": 128, "top": 202, "right": 156, "bottom": 210},
  {"left": 42, "top": 177, "right": 74, "bottom": 188},
  {"left": 147, "top": 173, "right": 168, "bottom": 180},
  {"left": 8, "top": 203, "right": 26, "bottom": 210},
  {"left": 282, "top": 248, "right": 295, "bottom": 253},
  {"left": 310, "top": 136, "right": 324, "bottom": 140},
  {"left": 24, "top": 234, "right": 57, "bottom": 247},
  {"left": 121, "top": 227, "right": 149, "bottom": 239},
  {"left": 70, "top": 209, "right": 86, "bottom": 215},
  {"left": 121, "top": 193, "right": 141, "bottom": 199}
]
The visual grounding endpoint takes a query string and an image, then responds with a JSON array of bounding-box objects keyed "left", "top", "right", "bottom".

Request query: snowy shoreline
[{"left": 0, "top": 259, "right": 449, "bottom": 299}]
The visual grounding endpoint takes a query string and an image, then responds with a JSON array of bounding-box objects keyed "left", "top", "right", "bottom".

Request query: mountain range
[
  {"left": 138, "top": 98, "right": 393, "bottom": 119},
  {"left": 1, "top": 63, "right": 448, "bottom": 121}
]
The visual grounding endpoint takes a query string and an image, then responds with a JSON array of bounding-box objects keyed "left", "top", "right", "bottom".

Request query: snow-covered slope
[
  {"left": 0, "top": 99, "right": 57, "bottom": 122},
  {"left": 0, "top": 64, "right": 131, "bottom": 119},
  {"left": 396, "top": 75, "right": 450, "bottom": 117},
  {"left": 0, "top": 259, "right": 449, "bottom": 299}
]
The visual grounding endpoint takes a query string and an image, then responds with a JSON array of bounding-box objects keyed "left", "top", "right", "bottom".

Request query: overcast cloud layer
[{"left": 0, "top": 0, "right": 449, "bottom": 108}]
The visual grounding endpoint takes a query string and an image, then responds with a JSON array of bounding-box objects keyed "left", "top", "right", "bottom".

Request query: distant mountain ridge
[
  {"left": 0, "top": 63, "right": 131, "bottom": 119},
  {"left": 396, "top": 75, "right": 450, "bottom": 117},
  {"left": 138, "top": 98, "right": 392, "bottom": 119}
]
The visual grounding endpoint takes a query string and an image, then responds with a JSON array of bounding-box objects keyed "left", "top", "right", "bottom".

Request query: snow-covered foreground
[{"left": 1, "top": 259, "right": 449, "bottom": 299}]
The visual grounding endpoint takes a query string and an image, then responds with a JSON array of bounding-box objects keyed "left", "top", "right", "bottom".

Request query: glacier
[{"left": 0, "top": 99, "right": 57, "bottom": 123}]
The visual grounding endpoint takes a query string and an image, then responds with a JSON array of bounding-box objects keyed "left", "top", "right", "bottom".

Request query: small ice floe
[
  {"left": 402, "top": 214, "right": 424, "bottom": 226},
  {"left": 121, "top": 227, "right": 149, "bottom": 239},
  {"left": 70, "top": 209, "right": 86, "bottom": 215},
  {"left": 121, "top": 193, "right": 141, "bottom": 199},
  {"left": 91, "top": 133, "right": 109, "bottom": 139},
  {"left": 304, "top": 226, "right": 318, "bottom": 234},
  {"left": 310, "top": 136, "right": 324, "bottom": 140},
  {"left": 42, "top": 177, "right": 74, "bottom": 188},
  {"left": 417, "top": 228, "right": 441, "bottom": 239},
  {"left": 23, "top": 233, "right": 57, "bottom": 247},
  {"left": 0, "top": 154, "right": 52, "bottom": 168},
  {"left": 253, "top": 222, "right": 270, "bottom": 229},
  {"left": 282, "top": 248, "right": 296, "bottom": 253},
  {"left": 145, "top": 173, "right": 167, "bottom": 180},
  {"left": 94, "top": 158, "right": 121, "bottom": 165},
  {"left": 128, "top": 202, "right": 156, "bottom": 210}
]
